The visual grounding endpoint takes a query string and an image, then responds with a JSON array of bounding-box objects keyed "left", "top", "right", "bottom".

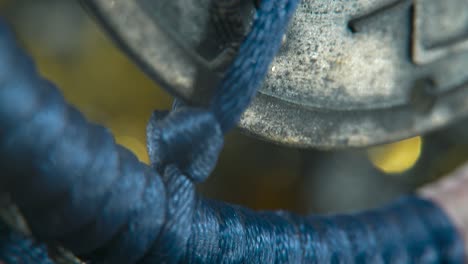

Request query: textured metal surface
[
  {"left": 82, "top": 0, "right": 468, "bottom": 148},
  {"left": 80, "top": 0, "right": 253, "bottom": 105}
]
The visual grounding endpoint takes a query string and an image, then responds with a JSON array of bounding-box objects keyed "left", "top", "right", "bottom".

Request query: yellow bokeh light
[
  {"left": 18, "top": 18, "right": 171, "bottom": 165},
  {"left": 367, "top": 136, "right": 422, "bottom": 174}
]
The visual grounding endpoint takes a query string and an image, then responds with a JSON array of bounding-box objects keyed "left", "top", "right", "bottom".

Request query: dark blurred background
[{"left": 2, "top": 0, "right": 468, "bottom": 216}]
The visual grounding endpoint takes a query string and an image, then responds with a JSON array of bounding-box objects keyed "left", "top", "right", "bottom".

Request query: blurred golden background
[{"left": 2, "top": 0, "right": 468, "bottom": 214}]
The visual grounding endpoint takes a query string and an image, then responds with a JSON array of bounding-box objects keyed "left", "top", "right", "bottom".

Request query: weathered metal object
[
  {"left": 81, "top": 0, "right": 468, "bottom": 149},
  {"left": 80, "top": 0, "right": 254, "bottom": 105}
]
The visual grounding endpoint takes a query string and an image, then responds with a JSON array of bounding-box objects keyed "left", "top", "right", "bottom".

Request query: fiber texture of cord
[
  {"left": 0, "top": 220, "right": 54, "bottom": 264},
  {"left": 0, "top": 0, "right": 465, "bottom": 263}
]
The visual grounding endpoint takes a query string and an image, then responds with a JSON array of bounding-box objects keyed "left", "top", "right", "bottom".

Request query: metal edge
[
  {"left": 240, "top": 81, "right": 468, "bottom": 149},
  {"left": 80, "top": 0, "right": 201, "bottom": 102}
]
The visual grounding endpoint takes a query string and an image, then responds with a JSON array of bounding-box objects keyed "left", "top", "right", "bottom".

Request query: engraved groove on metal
[{"left": 82, "top": 0, "right": 468, "bottom": 148}]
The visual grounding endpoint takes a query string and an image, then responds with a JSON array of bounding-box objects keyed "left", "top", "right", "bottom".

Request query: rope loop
[
  {"left": 146, "top": 107, "right": 223, "bottom": 183},
  {"left": 0, "top": 2, "right": 466, "bottom": 263}
]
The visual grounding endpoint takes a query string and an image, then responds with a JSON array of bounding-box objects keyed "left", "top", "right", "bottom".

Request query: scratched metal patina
[{"left": 82, "top": 0, "right": 468, "bottom": 148}]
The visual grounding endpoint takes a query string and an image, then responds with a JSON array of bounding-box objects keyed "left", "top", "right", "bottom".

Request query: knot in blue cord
[
  {"left": 1, "top": 2, "right": 466, "bottom": 263},
  {"left": 146, "top": 0, "right": 300, "bottom": 184},
  {"left": 146, "top": 107, "right": 223, "bottom": 183}
]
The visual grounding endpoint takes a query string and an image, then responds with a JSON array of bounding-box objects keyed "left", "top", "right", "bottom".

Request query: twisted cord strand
[
  {"left": 0, "top": 0, "right": 465, "bottom": 263},
  {"left": 211, "top": 0, "right": 296, "bottom": 132},
  {"left": 0, "top": 220, "right": 54, "bottom": 264}
]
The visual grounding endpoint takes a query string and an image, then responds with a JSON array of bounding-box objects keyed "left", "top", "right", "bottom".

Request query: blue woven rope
[
  {"left": 0, "top": 0, "right": 465, "bottom": 263},
  {"left": 0, "top": 220, "right": 54, "bottom": 264}
]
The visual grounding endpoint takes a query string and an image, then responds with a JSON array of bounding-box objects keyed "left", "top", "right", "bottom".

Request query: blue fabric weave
[{"left": 0, "top": 1, "right": 465, "bottom": 263}]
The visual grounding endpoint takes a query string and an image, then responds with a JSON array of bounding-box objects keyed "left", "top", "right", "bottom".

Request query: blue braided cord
[
  {"left": 0, "top": 0, "right": 466, "bottom": 263},
  {"left": 210, "top": 0, "right": 299, "bottom": 132},
  {"left": 0, "top": 220, "right": 54, "bottom": 264}
]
